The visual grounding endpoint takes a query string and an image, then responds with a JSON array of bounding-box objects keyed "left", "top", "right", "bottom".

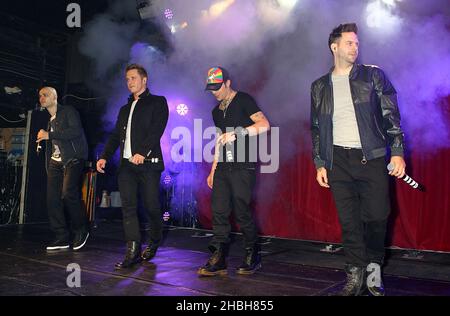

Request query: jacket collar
[
  {"left": 128, "top": 88, "right": 151, "bottom": 103},
  {"left": 328, "top": 63, "right": 359, "bottom": 84}
]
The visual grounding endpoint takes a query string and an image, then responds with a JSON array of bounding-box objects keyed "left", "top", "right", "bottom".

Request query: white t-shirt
[
  {"left": 123, "top": 100, "right": 138, "bottom": 159},
  {"left": 50, "top": 115, "right": 62, "bottom": 162}
]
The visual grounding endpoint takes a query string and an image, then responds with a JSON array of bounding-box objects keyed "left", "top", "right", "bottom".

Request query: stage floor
[{"left": 1, "top": 222, "right": 449, "bottom": 296}]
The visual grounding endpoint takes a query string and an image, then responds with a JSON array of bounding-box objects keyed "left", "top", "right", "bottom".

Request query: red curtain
[{"left": 196, "top": 99, "right": 450, "bottom": 252}]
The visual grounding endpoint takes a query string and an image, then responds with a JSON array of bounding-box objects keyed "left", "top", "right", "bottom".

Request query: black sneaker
[
  {"left": 73, "top": 231, "right": 90, "bottom": 251},
  {"left": 46, "top": 239, "right": 70, "bottom": 251}
]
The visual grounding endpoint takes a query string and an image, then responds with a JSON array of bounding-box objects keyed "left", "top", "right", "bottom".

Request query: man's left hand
[
  {"left": 389, "top": 156, "right": 406, "bottom": 179},
  {"left": 130, "top": 154, "right": 145, "bottom": 165},
  {"left": 36, "top": 129, "right": 49, "bottom": 142}
]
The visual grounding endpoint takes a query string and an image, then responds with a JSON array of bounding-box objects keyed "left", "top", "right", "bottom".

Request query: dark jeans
[
  {"left": 210, "top": 167, "right": 258, "bottom": 250},
  {"left": 328, "top": 146, "right": 390, "bottom": 267},
  {"left": 118, "top": 160, "right": 162, "bottom": 243},
  {"left": 47, "top": 159, "right": 87, "bottom": 241}
]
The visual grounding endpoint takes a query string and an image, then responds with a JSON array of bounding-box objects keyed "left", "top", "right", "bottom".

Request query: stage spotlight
[
  {"left": 163, "top": 174, "right": 173, "bottom": 186},
  {"left": 163, "top": 211, "right": 171, "bottom": 222},
  {"left": 381, "top": 0, "right": 401, "bottom": 7},
  {"left": 169, "top": 22, "right": 189, "bottom": 34},
  {"left": 164, "top": 8, "right": 174, "bottom": 20},
  {"left": 366, "top": 0, "right": 401, "bottom": 30},
  {"left": 208, "top": 0, "right": 235, "bottom": 18},
  {"left": 180, "top": 22, "right": 188, "bottom": 30},
  {"left": 176, "top": 104, "right": 189, "bottom": 116},
  {"left": 277, "top": 0, "right": 299, "bottom": 11},
  {"left": 257, "top": 0, "right": 299, "bottom": 25}
]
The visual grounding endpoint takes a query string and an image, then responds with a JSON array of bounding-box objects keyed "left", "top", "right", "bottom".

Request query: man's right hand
[
  {"left": 96, "top": 159, "right": 107, "bottom": 174},
  {"left": 316, "top": 167, "right": 330, "bottom": 188},
  {"left": 207, "top": 172, "right": 214, "bottom": 189}
]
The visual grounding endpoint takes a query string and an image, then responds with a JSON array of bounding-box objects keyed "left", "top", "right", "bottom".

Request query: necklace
[
  {"left": 220, "top": 91, "right": 236, "bottom": 119},
  {"left": 221, "top": 99, "right": 231, "bottom": 118}
]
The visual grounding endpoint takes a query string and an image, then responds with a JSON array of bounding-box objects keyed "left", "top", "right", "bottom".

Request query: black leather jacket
[
  {"left": 311, "top": 64, "right": 404, "bottom": 170},
  {"left": 45, "top": 104, "right": 88, "bottom": 167},
  {"left": 101, "top": 89, "right": 169, "bottom": 170}
]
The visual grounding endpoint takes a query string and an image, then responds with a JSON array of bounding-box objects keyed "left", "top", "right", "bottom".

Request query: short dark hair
[
  {"left": 328, "top": 23, "right": 358, "bottom": 54},
  {"left": 125, "top": 64, "right": 148, "bottom": 79}
]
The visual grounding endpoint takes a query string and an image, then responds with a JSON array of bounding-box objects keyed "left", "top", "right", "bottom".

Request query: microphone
[
  {"left": 387, "top": 163, "right": 425, "bottom": 192},
  {"left": 36, "top": 142, "right": 42, "bottom": 155},
  {"left": 225, "top": 143, "right": 234, "bottom": 162},
  {"left": 34, "top": 103, "right": 45, "bottom": 112}
]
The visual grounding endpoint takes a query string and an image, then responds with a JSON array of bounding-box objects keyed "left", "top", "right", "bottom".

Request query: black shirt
[{"left": 212, "top": 91, "right": 261, "bottom": 169}]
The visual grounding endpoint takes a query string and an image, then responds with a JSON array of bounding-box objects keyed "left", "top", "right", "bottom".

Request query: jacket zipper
[
  {"left": 71, "top": 141, "right": 77, "bottom": 153},
  {"left": 329, "top": 79, "right": 334, "bottom": 170},
  {"left": 349, "top": 77, "right": 368, "bottom": 164},
  {"left": 373, "top": 115, "right": 386, "bottom": 141}
]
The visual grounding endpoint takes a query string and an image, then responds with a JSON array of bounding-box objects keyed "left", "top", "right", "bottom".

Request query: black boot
[
  {"left": 236, "top": 245, "right": 262, "bottom": 275},
  {"left": 141, "top": 240, "right": 160, "bottom": 261},
  {"left": 115, "top": 241, "right": 142, "bottom": 270},
  {"left": 334, "top": 265, "right": 366, "bottom": 296},
  {"left": 197, "top": 244, "right": 228, "bottom": 276},
  {"left": 366, "top": 263, "right": 385, "bottom": 296}
]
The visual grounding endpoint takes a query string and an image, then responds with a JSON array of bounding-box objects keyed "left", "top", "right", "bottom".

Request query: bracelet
[{"left": 236, "top": 126, "right": 249, "bottom": 138}]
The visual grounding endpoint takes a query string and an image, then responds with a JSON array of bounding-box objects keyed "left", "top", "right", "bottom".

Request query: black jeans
[
  {"left": 47, "top": 159, "right": 87, "bottom": 241},
  {"left": 210, "top": 167, "right": 258, "bottom": 250},
  {"left": 118, "top": 160, "right": 162, "bottom": 243},
  {"left": 328, "top": 146, "right": 390, "bottom": 267}
]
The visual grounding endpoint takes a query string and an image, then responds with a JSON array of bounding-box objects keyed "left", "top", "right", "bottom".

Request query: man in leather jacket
[
  {"left": 37, "top": 87, "right": 89, "bottom": 252},
  {"left": 310, "top": 23, "right": 406, "bottom": 296},
  {"left": 97, "top": 64, "right": 169, "bottom": 269}
]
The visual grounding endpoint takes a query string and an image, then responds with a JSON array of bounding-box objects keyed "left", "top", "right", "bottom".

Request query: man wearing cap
[
  {"left": 97, "top": 64, "right": 169, "bottom": 269},
  {"left": 198, "top": 67, "right": 270, "bottom": 277}
]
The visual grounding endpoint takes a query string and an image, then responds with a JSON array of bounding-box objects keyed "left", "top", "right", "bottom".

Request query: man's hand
[
  {"left": 97, "top": 159, "right": 107, "bottom": 174},
  {"left": 207, "top": 171, "right": 214, "bottom": 189},
  {"left": 316, "top": 167, "right": 330, "bottom": 188},
  {"left": 129, "top": 154, "right": 145, "bottom": 165},
  {"left": 36, "top": 129, "right": 49, "bottom": 143},
  {"left": 218, "top": 132, "right": 236, "bottom": 146},
  {"left": 389, "top": 156, "right": 406, "bottom": 179}
]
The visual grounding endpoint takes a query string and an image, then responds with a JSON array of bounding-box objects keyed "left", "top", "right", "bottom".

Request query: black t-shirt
[{"left": 212, "top": 91, "right": 261, "bottom": 169}]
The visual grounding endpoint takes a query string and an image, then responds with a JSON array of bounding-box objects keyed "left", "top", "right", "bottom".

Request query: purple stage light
[
  {"left": 176, "top": 104, "right": 189, "bottom": 116},
  {"left": 164, "top": 9, "right": 174, "bottom": 20},
  {"left": 163, "top": 211, "right": 171, "bottom": 222},
  {"left": 163, "top": 174, "right": 172, "bottom": 185}
]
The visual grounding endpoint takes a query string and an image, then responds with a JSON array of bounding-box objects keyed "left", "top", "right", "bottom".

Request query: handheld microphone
[
  {"left": 34, "top": 103, "right": 45, "bottom": 112},
  {"left": 225, "top": 143, "right": 234, "bottom": 162},
  {"left": 387, "top": 163, "right": 425, "bottom": 192}
]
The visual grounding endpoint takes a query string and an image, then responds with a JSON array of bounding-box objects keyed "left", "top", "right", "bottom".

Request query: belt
[
  {"left": 333, "top": 145, "right": 362, "bottom": 150},
  {"left": 333, "top": 145, "right": 367, "bottom": 164}
]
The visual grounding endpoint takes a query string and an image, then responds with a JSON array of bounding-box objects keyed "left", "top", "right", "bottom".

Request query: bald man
[{"left": 37, "top": 87, "right": 89, "bottom": 251}]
